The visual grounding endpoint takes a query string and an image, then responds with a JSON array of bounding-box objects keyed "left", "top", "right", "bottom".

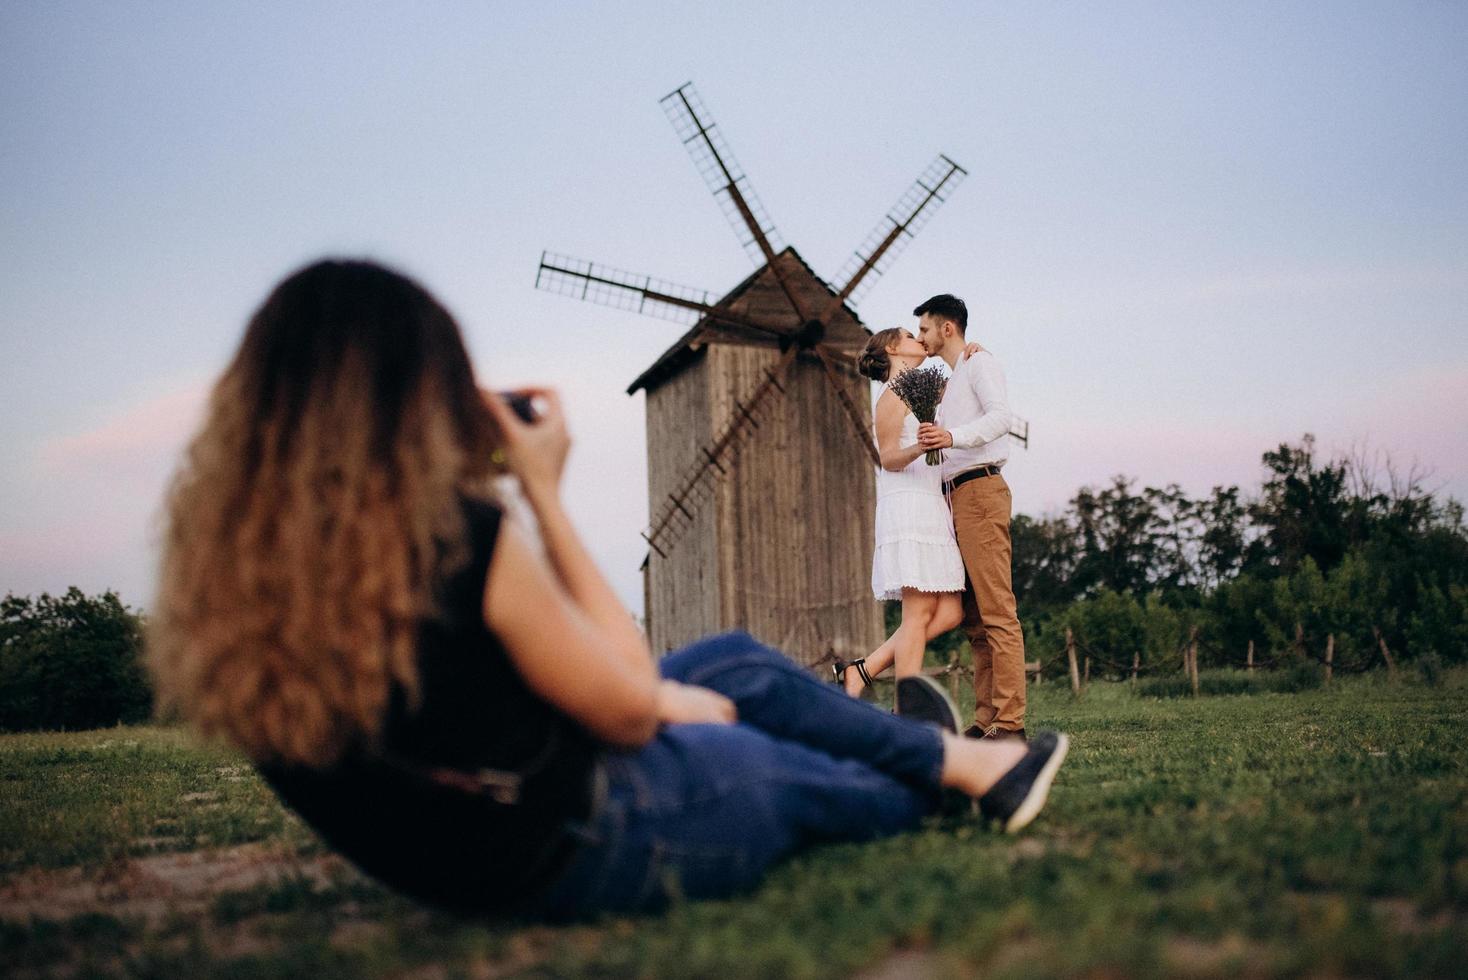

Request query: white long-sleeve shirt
[{"left": 939, "top": 350, "right": 1011, "bottom": 481}]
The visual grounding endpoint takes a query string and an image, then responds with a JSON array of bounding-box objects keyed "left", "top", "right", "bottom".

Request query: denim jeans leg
[
  {"left": 532, "top": 720, "right": 932, "bottom": 920},
  {"left": 659, "top": 631, "right": 946, "bottom": 793}
]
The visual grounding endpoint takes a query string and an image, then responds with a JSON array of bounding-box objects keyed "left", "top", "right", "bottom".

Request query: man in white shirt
[{"left": 914, "top": 294, "right": 1028, "bottom": 741}]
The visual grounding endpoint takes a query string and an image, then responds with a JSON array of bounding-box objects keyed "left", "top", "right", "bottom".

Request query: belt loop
[{"left": 472, "top": 769, "right": 523, "bottom": 805}]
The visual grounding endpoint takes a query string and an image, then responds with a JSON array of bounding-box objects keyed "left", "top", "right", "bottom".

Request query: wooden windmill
[{"left": 536, "top": 81, "right": 985, "bottom": 667}]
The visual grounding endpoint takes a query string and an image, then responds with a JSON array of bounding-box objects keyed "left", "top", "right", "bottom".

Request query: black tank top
[{"left": 260, "top": 497, "right": 600, "bottom": 913}]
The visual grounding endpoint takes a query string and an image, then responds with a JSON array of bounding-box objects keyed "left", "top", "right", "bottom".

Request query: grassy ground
[{"left": 2, "top": 670, "right": 1466, "bottom": 978}]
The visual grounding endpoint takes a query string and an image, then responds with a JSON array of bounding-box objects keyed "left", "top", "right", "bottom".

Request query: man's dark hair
[{"left": 913, "top": 294, "right": 968, "bottom": 333}]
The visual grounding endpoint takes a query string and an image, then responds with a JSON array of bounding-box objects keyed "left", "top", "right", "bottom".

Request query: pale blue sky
[{"left": 3, "top": 1, "right": 1466, "bottom": 613}]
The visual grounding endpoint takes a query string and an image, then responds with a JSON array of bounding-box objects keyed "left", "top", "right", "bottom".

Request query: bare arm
[
  {"left": 484, "top": 517, "right": 659, "bottom": 746},
  {"left": 480, "top": 389, "right": 732, "bottom": 743},
  {"left": 875, "top": 390, "right": 925, "bottom": 472},
  {"left": 480, "top": 388, "right": 657, "bottom": 744}
]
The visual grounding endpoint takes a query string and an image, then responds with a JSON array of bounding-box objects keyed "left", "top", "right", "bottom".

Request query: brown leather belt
[{"left": 946, "top": 464, "right": 1003, "bottom": 491}]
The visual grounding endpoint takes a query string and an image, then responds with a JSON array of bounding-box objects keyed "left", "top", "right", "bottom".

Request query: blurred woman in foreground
[{"left": 149, "top": 259, "right": 1068, "bottom": 919}]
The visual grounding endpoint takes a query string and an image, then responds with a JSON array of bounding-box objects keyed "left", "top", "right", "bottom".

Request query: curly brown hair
[
  {"left": 149, "top": 260, "right": 500, "bottom": 767},
  {"left": 857, "top": 327, "right": 906, "bottom": 382}
]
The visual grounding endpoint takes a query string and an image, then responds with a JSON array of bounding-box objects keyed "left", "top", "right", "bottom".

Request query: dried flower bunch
[{"left": 887, "top": 365, "right": 946, "bottom": 465}]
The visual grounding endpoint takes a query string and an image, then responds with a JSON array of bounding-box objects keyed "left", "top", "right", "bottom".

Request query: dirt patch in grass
[
  {"left": 1370, "top": 897, "right": 1463, "bottom": 936},
  {"left": 0, "top": 843, "right": 351, "bottom": 924},
  {"left": 1164, "top": 933, "right": 1270, "bottom": 976},
  {"left": 850, "top": 949, "right": 948, "bottom": 980}
]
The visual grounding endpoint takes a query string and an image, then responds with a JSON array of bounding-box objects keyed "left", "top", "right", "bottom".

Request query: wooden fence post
[
  {"left": 1246, "top": 639, "right": 1255, "bottom": 676},
  {"left": 1083, "top": 656, "right": 1091, "bottom": 685},
  {"left": 1130, "top": 652, "right": 1140, "bottom": 688},
  {"left": 1373, "top": 626, "right": 1398, "bottom": 679},
  {"left": 1066, "top": 628, "right": 1081, "bottom": 696},
  {"left": 1188, "top": 625, "right": 1200, "bottom": 697},
  {"left": 1324, "top": 633, "right": 1334, "bottom": 687}
]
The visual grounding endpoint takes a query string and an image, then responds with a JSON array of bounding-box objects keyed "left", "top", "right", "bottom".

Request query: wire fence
[{"left": 829, "top": 621, "right": 1402, "bottom": 700}]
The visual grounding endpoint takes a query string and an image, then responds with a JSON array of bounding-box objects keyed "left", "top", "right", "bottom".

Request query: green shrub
[
  {"left": 1406, "top": 583, "right": 1468, "bottom": 665},
  {"left": 1135, "top": 670, "right": 1253, "bottom": 699},
  {"left": 1133, "top": 674, "right": 1194, "bottom": 699},
  {"left": 1133, "top": 665, "right": 1322, "bottom": 699},
  {"left": 1417, "top": 651, "right": 1445, "bottom": 687},
  {"left": 1273, "top": 659, "right": 1325, "bottom": 692},
  {"left": 0, "top": 589, "right": 152, "bottom": 732}
]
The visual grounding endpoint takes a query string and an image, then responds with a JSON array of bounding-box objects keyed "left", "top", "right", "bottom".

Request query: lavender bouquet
[{"left": 888, "top": 365, "right": 946, "bottom": 465}]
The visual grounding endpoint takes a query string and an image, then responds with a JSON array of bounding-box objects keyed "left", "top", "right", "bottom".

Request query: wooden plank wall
[
  {"left": 641, "top": 252, "right": 884, "bottom": 666},
  {"left": 642, "top": 352, "right": 721, "bottom": 656},
  {"left": 710, "top": 344, "right": 883, "bottom": 667}
]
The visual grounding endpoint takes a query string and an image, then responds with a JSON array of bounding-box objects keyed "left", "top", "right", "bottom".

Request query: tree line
[
  {"left": 0, "top": 588, "right": 151, "bottom": 732},
  {"left": 5, "top": 434, "right": 1465, "bottom": 732},
  {"left": 1005, "top": 435, "right": 1467, "bottom": 675}
]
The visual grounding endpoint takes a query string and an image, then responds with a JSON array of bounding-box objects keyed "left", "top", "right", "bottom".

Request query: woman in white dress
[{"left": 837, "top": 327, "right": 969, "bottom": 706}]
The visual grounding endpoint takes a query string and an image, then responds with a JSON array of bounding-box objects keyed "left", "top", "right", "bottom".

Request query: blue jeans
[{"left": 529, "top": 631, "right": 946, "bottom": 919}]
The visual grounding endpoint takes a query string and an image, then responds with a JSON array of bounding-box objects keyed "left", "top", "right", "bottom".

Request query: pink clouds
[
  {"left": 6, "top": 354, "right": 1463, "bottom": 613},
  {"left": 1012, "top": 419, "right": 1270, "bottom": 515},
  {"left": 38, "top": 380, "right": 209, "bottom": 480},
  {"left": 4, "top": 380, "right": 210, "bottom": 603},
  {"left": 1325, "top": 361, "right": 1468, "bottom": 497},
  {"left": 1008, "top": 360, "right": 1468, "bottom": 516}
]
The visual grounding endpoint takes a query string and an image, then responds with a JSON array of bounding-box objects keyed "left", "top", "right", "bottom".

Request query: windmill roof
[{"left": 626, "top": 246, "right": 868, "bottom": 395}]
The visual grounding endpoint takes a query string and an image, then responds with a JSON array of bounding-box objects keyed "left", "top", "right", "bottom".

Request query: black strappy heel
[{"left": 831, "top": 658, "right": 873, "bottom": 687}]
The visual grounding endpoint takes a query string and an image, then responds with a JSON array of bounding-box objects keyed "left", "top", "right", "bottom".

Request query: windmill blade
[
  {"left": 814, "top": 345, "right": 880, "bottom": 468},
  {"left": 817, "top": 345, "right": 858, "bottom": 366},
  {"left": 660, "top": 82, "right": 786, "bottom": 268},
  {"left": 536, "top": 251, "right": 714, "bottom": 325},
  {"left": 1010, "top": 417, "right": 1031, "bottom": 449},
  {"left": 643, "top": 345, "right": 799, "bottom": 558},
  {"left": 536, "top": 252, "right": 796, "bottom": 338},
  {"left": 828, "top": 154, "right": 969, "bottom": 310},
  {"left": 660, "top": 83, "right": 814, "bottom": 322}
]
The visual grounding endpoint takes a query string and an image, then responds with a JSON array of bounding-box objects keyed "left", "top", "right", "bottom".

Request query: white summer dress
[{"left": 871, "top": 403, "right": 967, "bottom": 601}]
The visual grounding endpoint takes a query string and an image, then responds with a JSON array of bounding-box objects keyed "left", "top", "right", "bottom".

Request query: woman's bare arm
[
  {"left": 484, "top": 518, "right": 659, "bottom": 746},
  {"left": 875, "top": 390, "right": 925, "bottom": 472},
  {"left": 483, "top": 390, "right": 650, "bottom": 669},
  {"left": 479, "top": 388, "right": 733, "bottom": 743},
  {"left": 478, "top": 389, "right": 658, "bottom": 744}
]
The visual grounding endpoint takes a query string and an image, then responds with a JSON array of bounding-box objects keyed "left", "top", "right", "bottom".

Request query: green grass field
[{"left": 3, "top": 670, "right": 1466, "bottom": 979}]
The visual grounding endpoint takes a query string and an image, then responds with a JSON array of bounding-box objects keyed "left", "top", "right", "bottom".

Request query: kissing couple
[{"left": 843, "top": 294, "right": 1029, "bottom": 742}]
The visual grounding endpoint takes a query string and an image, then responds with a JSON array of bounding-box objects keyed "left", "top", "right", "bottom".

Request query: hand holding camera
[
  {"left": 482, "top": 388, "right": 570, "bottom": 494},
  {"left": 500, "top": 391, "right": 538, "bottom": 424}
]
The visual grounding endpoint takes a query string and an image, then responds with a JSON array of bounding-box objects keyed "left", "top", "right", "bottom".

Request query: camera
[{"left": 499, "top": 391, "right": 538, "bottom": 423}]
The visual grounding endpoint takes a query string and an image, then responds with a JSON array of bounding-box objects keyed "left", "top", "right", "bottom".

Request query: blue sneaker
[
  {"left": 895, "top": 676, "right": 960, "bottom": 733},
  {"left": 977, "top": 732, "right": 1069, "bottom": 833}
]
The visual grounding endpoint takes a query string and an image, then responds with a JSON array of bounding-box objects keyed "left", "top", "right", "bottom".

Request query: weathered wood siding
[
  {"left": 640, "top": 252, "right": 883, "bottom": 667},
  {"left": 709, "top": 344, "right": 882, "bottom": 666},
  {"left": 643, "top": 350, "right": 721, "bottom": 656}
]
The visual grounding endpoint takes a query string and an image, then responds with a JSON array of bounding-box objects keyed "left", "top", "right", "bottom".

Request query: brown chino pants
[{"left": 950, "top": 473, "right": 1026, "bottom": 732}]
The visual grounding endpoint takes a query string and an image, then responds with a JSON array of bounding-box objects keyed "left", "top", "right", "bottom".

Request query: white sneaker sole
[{"left": 1001, "top": 733, "right": 1070, "bottom": 834}]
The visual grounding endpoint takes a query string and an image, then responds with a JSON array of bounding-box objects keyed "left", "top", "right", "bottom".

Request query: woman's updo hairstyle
[{"left": 858, "top": 327, "right": 906, "bottom": 382}]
